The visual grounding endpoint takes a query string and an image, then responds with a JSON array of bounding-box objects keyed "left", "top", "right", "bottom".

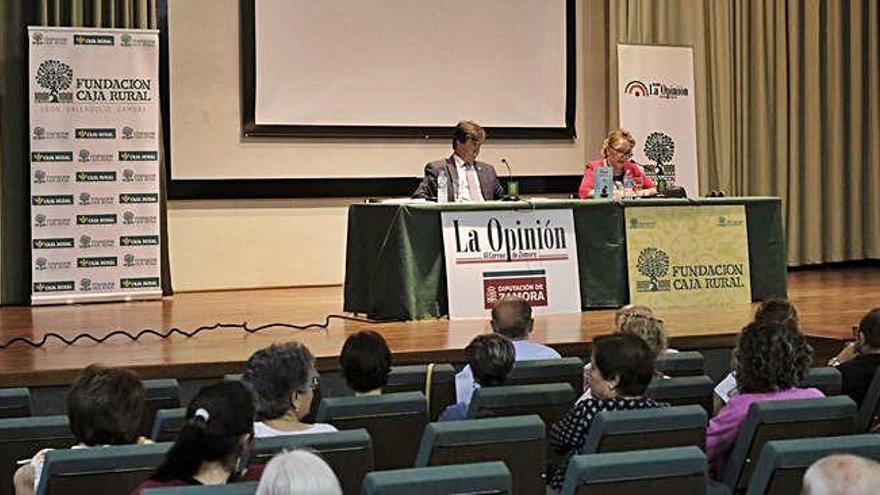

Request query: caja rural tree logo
[
  {"left": 35, "top": 59, "right": 73, "bottom": 103},
  {"left": 636, "top": 247, "right": 671, "bottom": 292},
  {"left": 644, "top": 132, "right": 675, "bottom": 177}
]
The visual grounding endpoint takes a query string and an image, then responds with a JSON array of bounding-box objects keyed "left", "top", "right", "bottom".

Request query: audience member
[
  {"left": 707, "top": 322, "right": 822, "bottom": 478},
  {"left": 578, "top": 306, "right": 673, "bottom": 403},
  {"left": 801, "top": 454, "right": 880, "bottom": 495},
  {"left": 243, "top": 342, "right": 336, "bottom": 437},
  {"left": 613, "top": 304, "right": 655, "bottom": 330},
  {"left": 256, "top": 450, "right": 342, "bottom": 495},
  {"left": 456, "top": 297, "right": 560, "bottom": 404},
  {"left": 754, "top": 298, "right": 801, "bottom": 328},
  {"left": 828, "top": 308, "right": 880, "bottom": 407},
  {"left": 617, "top": 312, "right": 674, "bottom": 359},
  {"left": 714, "top": 298, "right": 802, "bottom": 407},
  {"left": 14, "top": 365, "right": 148, "bottom": 495},
  {"left": 133, "top": 381, "right": 260, "bottom": 493},
  {"left": 548, "top": 333, "right": 667, "bottom": 491},
  {"left": 340, "top": 331, "right": 391, "bottom": 396},
  {"left": 441, "top": 333, "right": 515, "bottom": 421}
]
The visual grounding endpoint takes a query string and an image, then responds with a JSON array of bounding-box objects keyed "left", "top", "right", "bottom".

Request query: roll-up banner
[
  {"left": 29, "top": 27, "right": 162, "bottom": 305},
  {"left": 618, "top": 44, "right": 699, "bottom": 197}
]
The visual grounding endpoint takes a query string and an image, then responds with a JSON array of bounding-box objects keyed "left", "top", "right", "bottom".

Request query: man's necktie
[{"left": 465, "top": 163, "right": 482, "bottom": 201}]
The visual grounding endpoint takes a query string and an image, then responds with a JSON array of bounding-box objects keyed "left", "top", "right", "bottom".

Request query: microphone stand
[{"left": 500, "top": 158, "right": 520, "bottom": 201}]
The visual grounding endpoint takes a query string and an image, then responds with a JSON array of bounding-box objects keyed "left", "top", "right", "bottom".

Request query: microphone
[{"left": 500, "top": 158, "right": 520, "bottom": 201}]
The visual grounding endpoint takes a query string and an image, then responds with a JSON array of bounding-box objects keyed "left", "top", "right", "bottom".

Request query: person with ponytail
[{"left": 132, "top": 381, "right": 261, "bottom": 493}]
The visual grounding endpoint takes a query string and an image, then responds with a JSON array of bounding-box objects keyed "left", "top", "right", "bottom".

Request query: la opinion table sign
[{"left": 441, "top": 209, "right": 581, "bottom": 319}]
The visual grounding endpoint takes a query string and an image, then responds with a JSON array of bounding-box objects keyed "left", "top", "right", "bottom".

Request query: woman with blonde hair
[{"left": 578, "top": 128, "right": 657, "bottom": 199}]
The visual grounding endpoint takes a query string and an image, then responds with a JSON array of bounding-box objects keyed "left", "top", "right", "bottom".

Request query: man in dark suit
[{"left": 412, "top": 120, "right": 506, "bottom": 201}]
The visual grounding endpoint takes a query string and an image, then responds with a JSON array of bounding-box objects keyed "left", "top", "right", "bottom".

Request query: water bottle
[
  {"left": 437, "top": 169, "right": 449, "bottom": 203},
  {"left": 624, "top": 175, "right": 634, "bottom": 199}
]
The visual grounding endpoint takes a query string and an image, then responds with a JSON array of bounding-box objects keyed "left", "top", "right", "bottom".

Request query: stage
[{"left": 0, "top": 266, "right": 875, "bottom": 388}]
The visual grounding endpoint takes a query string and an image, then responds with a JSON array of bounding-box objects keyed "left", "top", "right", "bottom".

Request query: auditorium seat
[
  {"left": 150, "top": 408, "right": 186, "bottom": 442},
  {"left": 142, "top": 379, "right": 181, "bottom": 438},
  {"left": 315, "top": 391, "right": 427, "bottom": 470},
  {"left": 468, "top": 382, "right": 575, "bottom": 427},
  {"left": 857, "top": 367, "right": 880, "bottom": 432},
  {"left": 746, "top": 434, "right": 880, "bottom": 495},
  {"left": 362, "top": 461, "right": 511, "bottom": 495},
  {"left": 414, "top": 415, "right": 546, "bottom": 493},
  {"left": 383, "top": 363, "right": 455, "bottom": 421},
  {"left": 720, "top": 396, "right": 858, "bottom": 491},
  {"left": 0, "top": 415, "right": 76, "bottom": 494},
  {"left": 37, "top": 442, "right": 170, "bottom": 495},
  {"left": 560, "top": 446, "right": 716, "bottom": 495},
  {"left": 656, "top": 351, "right": 706, "bottom": 377},
  {"left": 506, "top": 357, "right": 584, "bottom": 393},
  {"left": 582, "top": 405, "right": 708, "bottom": 454},
  {"left": 250, "top": 429, "right": 372, "bottom": 495},
  {"left": 645, "top": 375, "right": 715, "bottom": 415},
  {"left": 141, "top": 483, "right": 259, "bottom": 494},
  {"left": 800, "top": 367, "right": 842, "bottom": 396},
  {"left": 0, "top": 387, "right": 31, "bottom": 418}
]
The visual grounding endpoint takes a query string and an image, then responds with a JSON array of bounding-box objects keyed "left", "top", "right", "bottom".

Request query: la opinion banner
[
  {"left": 29, "top": 27, "right": 161, "bottom": 305},
  {"left": 625, "top": 205, "right": 751, "bottom": 308},
  {"left": 618, "top": 44, "right": 699, "bottom": 197},
  {"left": 441, "top": 209, "right": 581, "bottom": 319}
]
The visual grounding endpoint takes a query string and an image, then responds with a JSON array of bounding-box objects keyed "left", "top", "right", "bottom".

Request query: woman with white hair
[{"left": 256, "top": 450, "right": 342, "bottom": 495}]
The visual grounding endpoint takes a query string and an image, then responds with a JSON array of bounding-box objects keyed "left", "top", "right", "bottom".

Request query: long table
[{"left": 343, "top": 198, "right": 787, "bottom": 320}]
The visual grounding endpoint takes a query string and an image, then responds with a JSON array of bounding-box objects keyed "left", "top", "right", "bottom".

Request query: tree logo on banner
[
  {"left": 645, "top": 132, "right": 675, "bottom": 179},
  {"left": 35, "top": 60, "right": 73, "bottom": 103},
  {"left": 636, "top": 247, "right": 671, "bottom": 292}
]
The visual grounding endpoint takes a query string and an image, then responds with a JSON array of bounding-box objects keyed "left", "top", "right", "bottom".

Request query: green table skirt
[{"left": 343, "top": 198, "right": 786, "bottom": 320}]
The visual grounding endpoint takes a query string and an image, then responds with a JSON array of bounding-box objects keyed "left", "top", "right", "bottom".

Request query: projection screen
[{"left": 243, "top": 0, "right": 575, "bottom": 138}]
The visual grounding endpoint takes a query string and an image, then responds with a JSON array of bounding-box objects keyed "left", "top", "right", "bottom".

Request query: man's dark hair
[
  {"left": 754, "top": 298, "right": 799, "bottom": 329},
  {"left": 592, "top": 333, "right": 656, "bottom": 397},
  {"left": 858, "top": 308, "right": 880, "bottom": 349},
  {"left": 491, "top": 297, "right": 533, "bottom": 340},
  {"left": 340, "top": 330, "right": 392, "bottom": 393},
  {"left": 467, "top": 334, "right": 515, "bottom": 387},
  {"left": 734, "top": 322, "right": 813, "bottom": 394},
  {"left": 452, "top": 120, "right": 485, "bottom": 146},
  {"left": 151, "top": 381, "right": 255, "bottom": 482},
  {"left": 242, "top": 342, "right": 316, "bottom": 421},
  {"left": 67, "top": 365, "right": 146, "bottom": 445}
]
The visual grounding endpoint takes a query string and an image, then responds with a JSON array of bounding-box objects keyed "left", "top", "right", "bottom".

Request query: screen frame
[{"left": 240, "top": 0, "right": 577, "bottom": 140}]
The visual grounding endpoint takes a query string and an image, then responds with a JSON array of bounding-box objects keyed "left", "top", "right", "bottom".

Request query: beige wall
[{"left": 167, "top": 0, "right": 608, "bottom": 291}]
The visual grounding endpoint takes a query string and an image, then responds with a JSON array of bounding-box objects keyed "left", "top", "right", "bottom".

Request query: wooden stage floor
[{"left": 0, "top": 266, "right": 876, "bottom": 387}]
